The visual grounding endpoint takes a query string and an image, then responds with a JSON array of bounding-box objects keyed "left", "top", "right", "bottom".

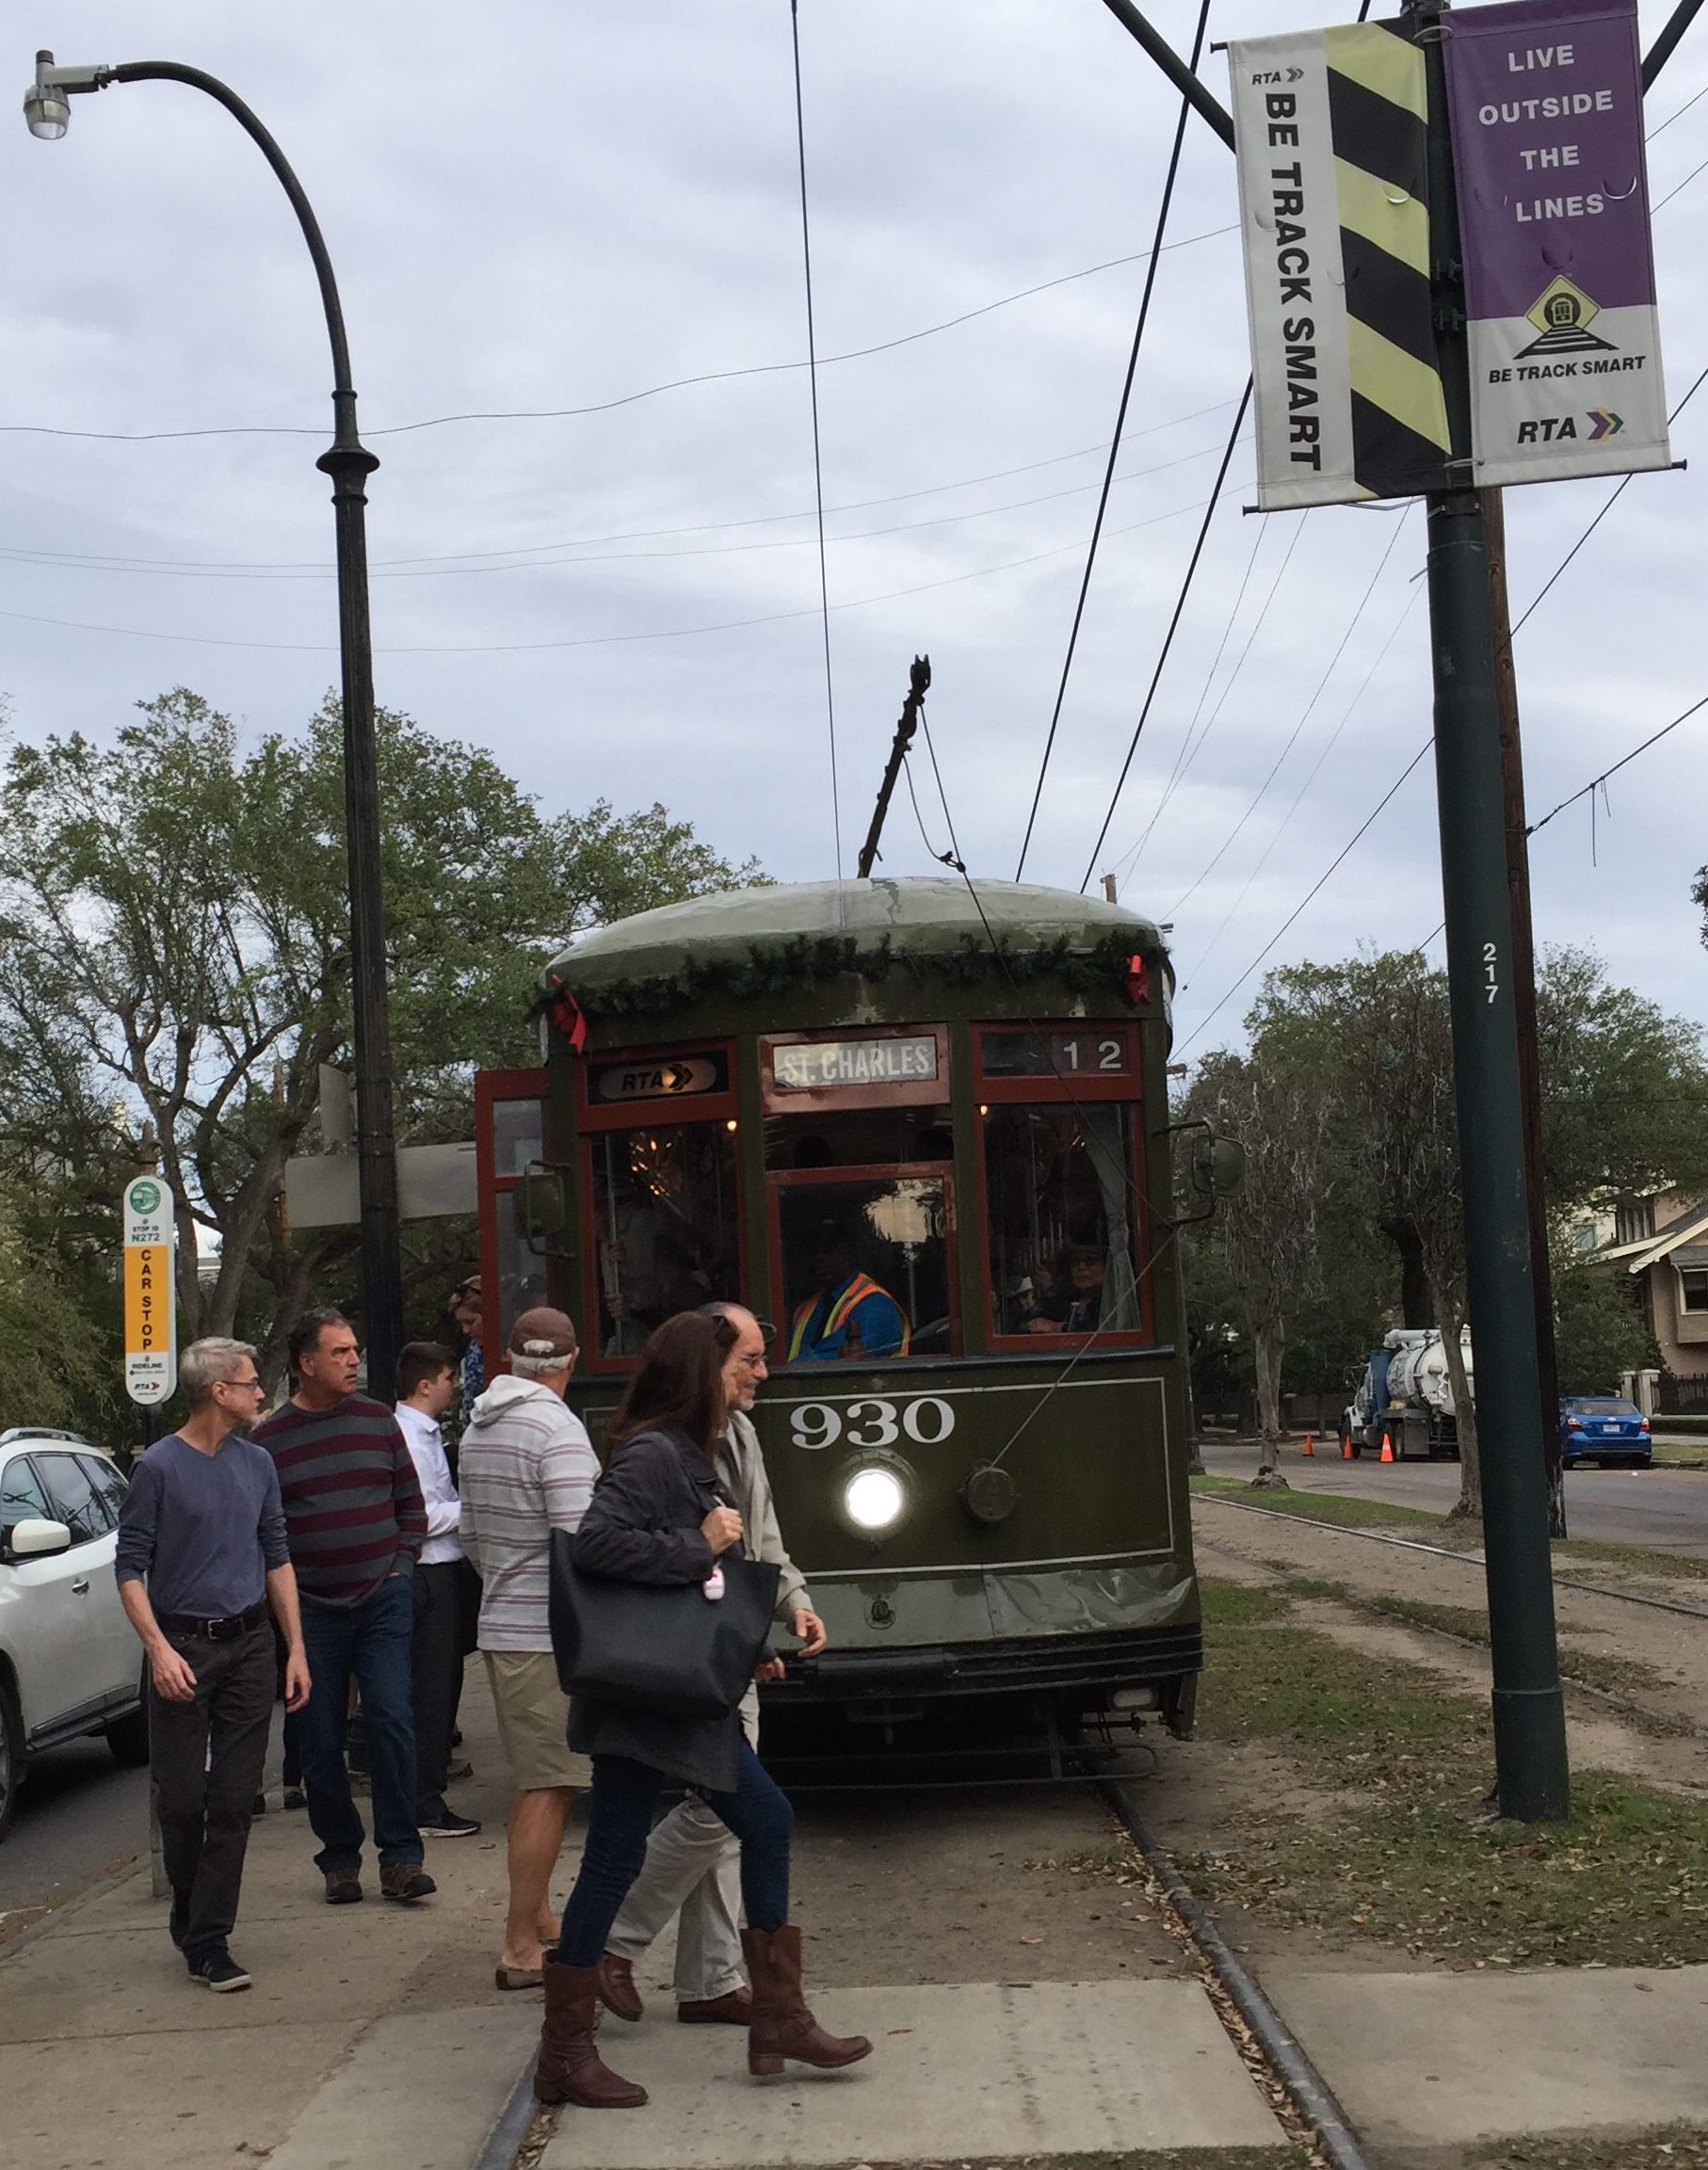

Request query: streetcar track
[
  {"left": 1098, "top": 1765, "right": 1373, "bottom": 2170},
  {"left": 1193, "top": 1489, "right": 1708, "bottom": 1621}
]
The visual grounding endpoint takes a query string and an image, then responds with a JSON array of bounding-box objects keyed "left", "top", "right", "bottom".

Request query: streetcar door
[{"left": 475, "top": 1067, "right": 551, "bottom": 1381}]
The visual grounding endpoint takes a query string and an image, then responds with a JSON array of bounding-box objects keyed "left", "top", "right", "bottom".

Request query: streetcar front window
[
  {"left": 588, "top": 1124, "right": 739, "bottom": 1358},
  {"left": 776, "top": 1176, "right": 950, "bottom": 1361},
  {"left": 983, "top": 1104, "right": 1142, "bottom": 1338}
]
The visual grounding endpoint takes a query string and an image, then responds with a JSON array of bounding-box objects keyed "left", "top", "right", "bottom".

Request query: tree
[
  {"left": 0, "top": 689, "right": 762, "bottom": 1390},
  {"left": 1185, "top": 1051, "right": 1332, "bottom": 1482},
  {"left": 1553, "top": 1256, "right": 1656, "bottom": 1395}
]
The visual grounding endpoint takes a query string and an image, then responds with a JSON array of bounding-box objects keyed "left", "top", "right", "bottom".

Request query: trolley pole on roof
[
  {"left": 855, "top": 656, "right": 932, "bottom": 879},
  {"left": 1094, "top": 0, "right": 1577, "bottom": 1817}
]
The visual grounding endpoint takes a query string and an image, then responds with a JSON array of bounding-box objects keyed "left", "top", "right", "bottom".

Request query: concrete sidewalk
[{"left": 4, "top": 1673, "right": 1706, "bottom": 2168}]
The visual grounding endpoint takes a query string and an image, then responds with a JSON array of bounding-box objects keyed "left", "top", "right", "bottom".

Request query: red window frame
[
  {"left": 972, "top": 1022, "right": 1152, "bottom": 1353},
  {"left": 767, "top": 1162, "right": 961, "bottom": 1365},
  {"left": 475, "top": 1067, "right": 550, "bottom": 1382},
  {"left": 574, "top": 1039, "right": 742, "bottom": 1377}
]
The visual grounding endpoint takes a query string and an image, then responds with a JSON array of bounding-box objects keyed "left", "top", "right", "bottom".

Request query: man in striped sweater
[{"left": 254, "top": 1309, "right": 434, "bottom": 1905}]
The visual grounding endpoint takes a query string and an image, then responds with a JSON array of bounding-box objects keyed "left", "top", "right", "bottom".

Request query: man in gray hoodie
[
  {"left": 597, "top": 1301, "right": 827, "bottom": 2028},
  {"left": 458, "top": 1308, "right": 598, "bottom": 1988}
]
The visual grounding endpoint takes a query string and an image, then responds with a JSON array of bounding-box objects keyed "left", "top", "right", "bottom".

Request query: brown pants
[{"left": 149, "top": 1620, "right": 275, "bottom": 1959}]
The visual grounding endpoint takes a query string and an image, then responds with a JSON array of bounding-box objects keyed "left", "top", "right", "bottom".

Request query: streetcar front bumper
[{"left": 767, "top": 1620, "right": 1203, "bottom": 1709}]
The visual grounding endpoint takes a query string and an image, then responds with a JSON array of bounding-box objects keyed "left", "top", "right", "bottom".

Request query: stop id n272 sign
[{"left": 122, "top": 1177, "right": 178, "bottom": 1406}]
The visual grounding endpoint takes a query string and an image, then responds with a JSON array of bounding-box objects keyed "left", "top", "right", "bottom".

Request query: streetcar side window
[
  {"left": 588, "top": 1125, "right": 740, "bottom": 1358},
  {"left": 776, "top": 1177, "right": 950, "bottom": 1361},
  {"left": 982, "top": 1104, "right": 1143, "bottom": 1339}
]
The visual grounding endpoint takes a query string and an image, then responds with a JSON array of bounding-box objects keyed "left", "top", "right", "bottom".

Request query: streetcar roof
[{"left": 545, "top": 876, "right": 1165, "bottom": 995}]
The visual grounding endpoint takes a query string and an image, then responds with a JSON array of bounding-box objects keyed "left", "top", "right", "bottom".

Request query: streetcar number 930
[{"left": 789, "top": 1398, "right": 956, "bottom": 1450}]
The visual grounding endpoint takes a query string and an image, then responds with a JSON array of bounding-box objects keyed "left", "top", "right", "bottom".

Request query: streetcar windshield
[
  {"left": 983, "top": 1103, "right": 1142, "bottom": 1338},
  {"left": 588, "top": 1124, "right": 739, "bottom": 1358},
  {"left": 776, "top": 1175, "right": 951, "bottom": 1361}
]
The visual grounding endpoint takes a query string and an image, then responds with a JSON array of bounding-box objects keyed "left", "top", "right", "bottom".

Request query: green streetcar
[{"left": 474, "top": 875, "right": 1209, "bottom": 1756}]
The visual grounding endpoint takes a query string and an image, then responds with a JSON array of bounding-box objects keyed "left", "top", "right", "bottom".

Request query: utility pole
[
  {"left": 1093, "top": 0, "right": 1581, "bottom": 1816},
  {"left": 1411, "top": 0, "right": 1567, "bottom": 1818},
  {"left": 1484, "top": 489, "right": 1567, "bottom": 1539},
  {"left": 856, "top": 656, "right": 932, "bottom": 879}
]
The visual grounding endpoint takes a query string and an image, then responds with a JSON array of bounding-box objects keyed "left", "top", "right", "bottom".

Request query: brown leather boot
[
  {"left": 598, "top": 1953, "right": 643, "bottom": 2022},
  {"left": 741, "top": 1925, "right": 872, "bottom": 2078},
  {"left": 534, "top": 1955, "right": 649, "bottom": 2108}
]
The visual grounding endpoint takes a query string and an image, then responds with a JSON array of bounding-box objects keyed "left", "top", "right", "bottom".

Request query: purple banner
[
  {"left": 1444, "top": 0, "right": 1652, "bottom": 317},
  {"left": 1443, "top": 0, "right": 1668, "bottom": 487}
]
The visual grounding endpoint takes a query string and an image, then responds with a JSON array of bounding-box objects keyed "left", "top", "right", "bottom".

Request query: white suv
[{"left": 0, "top": 1429, "right": 148, "bottom": 1841}]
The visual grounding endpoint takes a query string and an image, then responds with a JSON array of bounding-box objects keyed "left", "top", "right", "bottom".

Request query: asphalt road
[
  {"left": 0, "top": 1736, "right": 147, "bottom": 1932},
  {"left": 1198, "top": 1437, "right": 1708, "bottom": 1557}
]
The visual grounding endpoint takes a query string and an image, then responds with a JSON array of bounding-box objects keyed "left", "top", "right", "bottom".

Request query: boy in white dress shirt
[{"left": 395, "top": 1342, "right": 480, "bottom": 1839}]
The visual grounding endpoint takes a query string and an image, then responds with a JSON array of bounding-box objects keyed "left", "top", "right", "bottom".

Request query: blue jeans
[
  {"left": 297, "top": 1574, "right": 422, "bottom": 1873},
  {"left": 558, "top": 1742, "right": 793, "bottom": 1967}
]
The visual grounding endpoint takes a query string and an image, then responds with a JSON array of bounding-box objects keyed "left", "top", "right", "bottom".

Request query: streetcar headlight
[{"left": 842, "top": 1463, "right": 908, "bottom": 1535}]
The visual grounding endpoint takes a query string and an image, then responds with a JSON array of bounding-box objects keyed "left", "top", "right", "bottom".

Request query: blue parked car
[{"left": 1559, "top": 1393, "right": 1652, "bottom": 1469}]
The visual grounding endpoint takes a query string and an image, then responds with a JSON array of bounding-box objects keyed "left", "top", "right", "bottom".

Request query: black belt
[{"left": 157, "top": 1601, "right": 268, "bottom": 1642}]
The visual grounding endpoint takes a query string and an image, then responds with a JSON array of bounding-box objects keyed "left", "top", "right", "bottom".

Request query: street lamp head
[{"left": 23, "top": 50, "right": 110, "bottom": 140}]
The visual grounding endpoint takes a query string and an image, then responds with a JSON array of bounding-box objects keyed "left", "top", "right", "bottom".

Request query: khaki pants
[{"left": 604, "top": 1688, "right": 760, "bottom": 2001}]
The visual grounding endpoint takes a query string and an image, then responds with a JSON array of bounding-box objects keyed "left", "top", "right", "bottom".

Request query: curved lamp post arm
[{"left": 108, "top": 62, "right": 360, "bottom": 419}]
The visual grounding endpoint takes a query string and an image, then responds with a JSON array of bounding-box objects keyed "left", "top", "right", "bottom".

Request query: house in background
[{"left": 1595, "top": 1191, "right": 1708, "bottom": 1390}]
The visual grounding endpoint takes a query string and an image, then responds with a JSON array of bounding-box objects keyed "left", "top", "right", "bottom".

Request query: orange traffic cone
[
  {"left": 1342, "top": 1433, "right": 1355, "bottom": 1460},
  {"left": 1302, "top": 1433, "right": 1315, "bottom": 1457},
  {"left": 1379, "top": 1430, "right": 1395, "bottom": 1464}
]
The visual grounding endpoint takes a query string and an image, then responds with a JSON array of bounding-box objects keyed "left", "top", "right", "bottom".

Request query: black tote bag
[{"left": 549, "top": 1528, "right": 781, "bottom": 1722}]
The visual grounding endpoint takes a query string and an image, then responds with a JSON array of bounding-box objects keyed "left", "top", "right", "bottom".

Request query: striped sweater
[
  {"left": 459, "top": 1374, "right": 598, "bottom": 1651},
  {"left": 253, "top": 1393, "right": 427, "bottom": 1608}
]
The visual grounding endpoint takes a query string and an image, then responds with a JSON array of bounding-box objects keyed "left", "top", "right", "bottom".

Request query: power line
[
  {"left": 790, "top": 0, "right": 841, "bottom": 878},
  {"left": 1527, "top": 691, "right": 1708, "bottom": 836},
  {"left": 1013, "top": 0, "right": 1213, "bottom": 882},
  {"left": 0, "top": 225, "right": 1237, "bottom": 447},
  {"left": 1174, "top": 743, "right": 1435, "bottom": 1054},
  {"left": 1113, "top": 508, "right": 1310, "bottom": 884},
  {"left": 0, "top": 488, "right": 1217, "bottom": 657},
  {"left": 1181, "top": 347, "right": 1708, "bottom": 1037},
  {"left": 0, "top": 434, "right": 1233, "bottom": 585},
  {"left": 1077, "top": 379, "right": 1254, "bottom": 892},
  {"left": 1168, "top": 509, "right": 1410, "bottom": 922}
]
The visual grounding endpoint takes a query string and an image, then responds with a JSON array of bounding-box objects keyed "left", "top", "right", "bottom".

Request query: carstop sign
[{"left": 122, "top": 1175, "right": 178, "bottom": 1406}]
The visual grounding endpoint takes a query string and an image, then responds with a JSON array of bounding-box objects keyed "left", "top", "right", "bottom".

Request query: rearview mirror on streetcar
[
  {"left": 1192, "top": 1134, "right": 1247, "bottom": 1198},
  {"left": 518, "top": 1162, "right": 567, "bottom": 1241}
]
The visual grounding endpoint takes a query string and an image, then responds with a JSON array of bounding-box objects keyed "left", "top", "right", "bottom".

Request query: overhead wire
[
  {"left": 0, "top": 487, "right": 1219, "bottom": 657},
  {"left": 1113, "top": 508, "right": 1311, "bottom": 885},
  {"left": 0, "top": 401, "right": 1240, "bottom": 576},
  {"left": 1076, "top": 379, "right": 1254, "bottom": 892},
  {"left": 1013, "top": 0, "right": 1214, "bottom": 881},
  {"left": 0, "top": 226, "right": 1237, "bottom": 447},
  {"left": 0, "top": 434, "right": 1235, "bottom": 585},
  {"left": 790, "top": 0, "right": 838, "bottom": 876},
  {"left": 1167, "top": 510, "right": 1410, "bottom": 923},
  {"left": 1174, "top": 347, "right": 1708, "bottom": 1050}
]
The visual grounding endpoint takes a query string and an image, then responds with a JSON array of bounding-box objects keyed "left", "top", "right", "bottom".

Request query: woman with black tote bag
[{"left": 537, "top": 1310, "right": 871, "bottom": 2110}]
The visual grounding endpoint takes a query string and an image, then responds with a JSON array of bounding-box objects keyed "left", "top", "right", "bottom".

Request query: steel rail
[
  {"left": 1193, "top": 1490, "right": 1708, "bottom": 1622},
  {"left": 1100, "top": 1768, "right": 1377, "bottom": 2170}
]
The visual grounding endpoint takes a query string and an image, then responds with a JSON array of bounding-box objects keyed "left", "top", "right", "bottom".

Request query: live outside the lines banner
[
  {"left": 1228, "top": 20, "right": 1452, "bottom": 509},
  {"left": 1442, "top": 0, "right": 1670, "bottom": 486}
]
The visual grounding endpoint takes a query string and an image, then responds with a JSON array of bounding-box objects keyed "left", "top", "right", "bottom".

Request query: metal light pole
[{"left": 25, "top": 52, "right": 405, "bottom": 1399}]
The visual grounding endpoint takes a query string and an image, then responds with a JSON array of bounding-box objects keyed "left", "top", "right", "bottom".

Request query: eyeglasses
[
  {"left": 735, "top": 1353, "right": 769, "bottom": 1374},
  {"left": 220, "top": 1375, "right": 266, "bottom": 1393}
]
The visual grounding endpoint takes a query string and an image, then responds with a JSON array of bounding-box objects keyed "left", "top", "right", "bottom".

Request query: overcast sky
[{"left": 2, "top": 0, "right": 1703, "bottom": 1059}]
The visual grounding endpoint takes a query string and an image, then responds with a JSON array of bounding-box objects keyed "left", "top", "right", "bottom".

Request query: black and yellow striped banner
[
  {"left": 1230, "top": 19, "right": 1453, "bottom": 508},
  {"left": 1324, "top": 22, "right": 1452, "bottom": 499}
]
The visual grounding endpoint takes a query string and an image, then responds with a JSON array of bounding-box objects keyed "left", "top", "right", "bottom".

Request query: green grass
[
  {"left": 1552, "top": 1535, "right": 1708, "bottom": 1584},
  {"left": 1362, "top": 1593, "right": 1684, "bottom": 1709},
  {"left": 1199, "top": 1578, "right": 1291, "bottom": 1626},
  {"left": 1176, "top": 1610, "right": 1708, "bottom": 1968},
  {"left": 1190, "top": 1471, "right": 1454, "bottom": 1532}
]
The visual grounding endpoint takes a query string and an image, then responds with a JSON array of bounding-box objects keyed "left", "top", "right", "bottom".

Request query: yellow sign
[{"left": 122, "top": 1178, "right": 177, "bottom": 1406}]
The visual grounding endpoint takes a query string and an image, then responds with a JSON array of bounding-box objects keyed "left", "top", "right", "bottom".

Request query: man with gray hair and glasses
[{"left": 115, "top": 1337, "right": 310, "bottom": 1993}]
